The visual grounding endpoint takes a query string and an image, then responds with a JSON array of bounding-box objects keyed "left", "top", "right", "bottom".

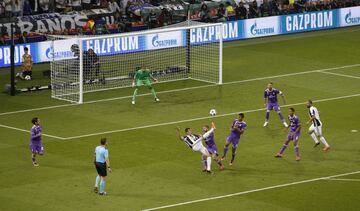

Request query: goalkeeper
[{"left": 132, "top": 64, "right": 160, "bottom": 105}]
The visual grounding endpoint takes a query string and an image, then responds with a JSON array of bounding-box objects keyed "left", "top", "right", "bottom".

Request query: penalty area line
[
  {"left": 142, "top": 170, "right": 360, "bottom": 211},
  {"left": 319, "top": 71, "right": 360, "bottom": 80}
]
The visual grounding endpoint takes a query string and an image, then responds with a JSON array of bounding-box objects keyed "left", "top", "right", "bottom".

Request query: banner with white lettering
[
  {"left": 190, "top": 21, "right": 240, "bottom": 45},
  {"left": 0, "top": 12, "right": 115, "bottom": 35},
  {"left": 281, "top": 10, "right": 338, "bottom": 34}
]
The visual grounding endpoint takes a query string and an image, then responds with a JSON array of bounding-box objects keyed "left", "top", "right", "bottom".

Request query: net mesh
[{"left": 49, "top": 21, "right": 222, "bottom": 103}]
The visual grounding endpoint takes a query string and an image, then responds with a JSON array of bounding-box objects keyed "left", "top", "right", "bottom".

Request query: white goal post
[{"left": 49, "top": 21, "right": 223, "bottom": 104}]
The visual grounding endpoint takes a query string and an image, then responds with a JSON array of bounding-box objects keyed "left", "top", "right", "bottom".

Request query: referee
[{"left": 94, "top": 138, "right": 111, "bottom": 195}]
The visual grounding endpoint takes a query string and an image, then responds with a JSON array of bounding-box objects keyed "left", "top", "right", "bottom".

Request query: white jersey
[
  {"left": 182, "top": 134, "right": 201, "bottom": 148},
  {"left": 309, "top": 106, "right": 322, "bottom": 127}
]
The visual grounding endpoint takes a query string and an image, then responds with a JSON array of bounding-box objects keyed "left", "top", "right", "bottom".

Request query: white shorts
[
  {"left": 309, "top": 124, "right": 322, "bottom": 136},
  {"left": 192, "top": 141, "right": 208, "bottom": 156}
]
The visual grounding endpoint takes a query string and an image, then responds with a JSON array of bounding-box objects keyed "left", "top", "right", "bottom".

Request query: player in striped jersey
[
  {"left": 306, "top": 100, "right": 331, "bottom": 151},
  {"left": 176, "top": 122, "right": 216, "bottom": 173}
]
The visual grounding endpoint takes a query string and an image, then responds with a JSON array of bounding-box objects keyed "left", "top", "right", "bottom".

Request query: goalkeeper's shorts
[{"left": 136, "top": 79, "right": 152, "bottom": 87}]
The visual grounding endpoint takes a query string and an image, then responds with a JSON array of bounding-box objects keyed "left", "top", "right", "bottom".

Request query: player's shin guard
[
  {"left": 95, "top": 175, "right": 100, "bottom": 187},
  {"left": 32, "top": 154, "right": 36, "bottom": 163},
  {"left": 279, "top": 144, "right": 288, "bottom": 154},
  {"left": 132, "top": 88, "right": 139, "bottom": 102},
  {"left": 150, "top": 87, "right": 157, "bottom": 98},
  {"left": 294, "top": 145, "right": 300, "bottom": 157},
  {"left": 222, "top": 147, "right": 228, "bottom": 158},
  {"left": 202, "top": 158, "right": 207, "bottom": 170},
  {"left": 265, "top": 111, "right": 270, "bottom": 121},
  {"left": 206, "top": 157, "right": 211, "bottom": 171},
  {"left": 100, "top": 180, "right": 105, "bottom": 193},
  {"left": 230, "top": 148, "right": 237, "bottom": 163},
  {"left": 319, "top": 137, "right": 329, "bottom": 146},
  {"left": 310, "top": 133, "right": 320, "bottom": 144},
  {"left": 277, "top": 111, "right": 285, "bottom": 122}
]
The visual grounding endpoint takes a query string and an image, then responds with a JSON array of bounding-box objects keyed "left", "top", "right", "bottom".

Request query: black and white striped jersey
[
  {"left": 309, "top": 106, "right": 322, "bottom": 126},
  {"left": 182, "top": 134, "right": 201, "bottom": 148}
]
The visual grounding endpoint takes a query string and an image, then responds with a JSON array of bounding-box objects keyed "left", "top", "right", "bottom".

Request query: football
[
  {"left": 209, "top": 109, "right": 217, "bottom": 116},
  {"left": 24, "top": 75, "right": 31, "bottom": 80}
]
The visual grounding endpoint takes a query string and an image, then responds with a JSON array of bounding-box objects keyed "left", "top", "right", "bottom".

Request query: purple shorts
[
  {"left": 30, "top": 143, "right": 44, "bottom": 154},
  {"left": 287, "top": 131, "right": 300, "bottom": 141},
  {"left": 267, "top": 102, "right": 280, "bottom": 111},
  {"left": 227, "top": 134, "right": 240, "bottom": 148},
  {"left": 206, "top": 144, "right": 218, "bottom": 155}
]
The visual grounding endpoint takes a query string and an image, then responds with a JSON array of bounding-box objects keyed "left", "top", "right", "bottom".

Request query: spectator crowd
[{"left": 0, "top": 0, "right": 359, "bottom": 45}]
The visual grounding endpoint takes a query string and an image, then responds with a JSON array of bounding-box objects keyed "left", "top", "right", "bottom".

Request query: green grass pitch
[{"left": 0, "top": 26, "right": 360, "bottom": 211}]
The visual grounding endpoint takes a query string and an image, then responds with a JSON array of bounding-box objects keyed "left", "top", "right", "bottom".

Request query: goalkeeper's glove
[{"left": 132, "top": 81, "right": 135, "bottom": 87}]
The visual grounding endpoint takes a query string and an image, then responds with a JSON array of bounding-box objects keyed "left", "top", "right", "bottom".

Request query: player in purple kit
[
  {"left": 29, "top": 117, "right": 44, "bottom": 167},
  {"left": 263, "top": 82, "right": 288, "bottom": 128},
  {"left": 202, "top": 125, "right": 224, "bottom": 170},
  {"left": 275, "top": 108, "right": 301, "bottom": 161},
  {"left": 221, "top": 113, "right": 247, "bottom": 166}
]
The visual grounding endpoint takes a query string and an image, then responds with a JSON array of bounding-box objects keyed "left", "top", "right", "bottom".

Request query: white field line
[
  {"left": 0, "top": 124, "right": 66, "bottom": 140},
  {"left": 63, "top": 93, "right": 360, "bottom": 140},
  {"left": 142, "top": 170, "right": 360, "bottom": 211},
  {"left": 0, "top": 64, "right": 359, "bottom": 117},
  {"left": 325, "top": 178, "right": 360, "bottom": 182},
  {"left": 319, "top": 71, "right": 360, "bottom": 79}
]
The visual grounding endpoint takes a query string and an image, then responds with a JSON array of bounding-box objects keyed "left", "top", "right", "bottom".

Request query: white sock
[
  {"left": 206, "top": 157, "right": 211, "bottom": 171},
  {"left": 310, "top": 133, "right": 320, "bottom": 144},
  {"left": 319, "top": 137, "right": 329, "bottom": 146},
  {"left": 95, "top": 175, "right": 100, "bottom": 187}
]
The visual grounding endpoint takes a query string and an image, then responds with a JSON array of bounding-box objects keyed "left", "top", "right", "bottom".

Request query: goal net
[{"left": 49, "top": 21, "right": 223, "bottom": 104}]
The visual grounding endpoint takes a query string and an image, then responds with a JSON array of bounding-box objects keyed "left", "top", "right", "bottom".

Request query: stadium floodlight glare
[{"left": 49, "top": 21, "right": 223, "bottom": 104}]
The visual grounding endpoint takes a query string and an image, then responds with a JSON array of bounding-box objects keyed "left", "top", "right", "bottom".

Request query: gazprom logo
[
  {"left": 151, "top": 34, "right": 177, "bottom": 48},
  {"left": 345, "top": 10, "right": 360, "bottom": 24},
  {"left": 45, "top": 47, "right": 53, "bottom": 59},
  {"left": 250, "top": 21, "right": 275, "bottom": 36},
  {"left": 45, "top": 46, "right": 74, "bottom": 60}
]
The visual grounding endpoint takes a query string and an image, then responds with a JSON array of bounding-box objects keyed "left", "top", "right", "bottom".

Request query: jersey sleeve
[
  {"left": 264, "top": 90, "right": 267, "bottom": 99},
  {"left": 104, "top": 149, "right": 109, "bottom": 160},
  {"left": 30, "top": 128, "right": 36, "bottom": 138}
]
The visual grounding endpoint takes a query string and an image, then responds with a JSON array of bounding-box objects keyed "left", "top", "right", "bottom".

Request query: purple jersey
[
  {"left": 264, "top": 88, "right": 281, "bottom": 104},
  {"left": 288, "top": 115, "right": 300, "bottom": 132},
  {"left": 205, "top": 132, "right": 218, "bottom": 155},
  {"left": 30, "top": 125, "right": 43, "bottom": 154},
  {"left": 204, "top": 132, "right": 216, "bottom": 147},
  {"left": 30, "top": 125, "right": 42, "bottom": 144},
  {"left": 230, "top": 119, "right": 247, "bottom": 138}
]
